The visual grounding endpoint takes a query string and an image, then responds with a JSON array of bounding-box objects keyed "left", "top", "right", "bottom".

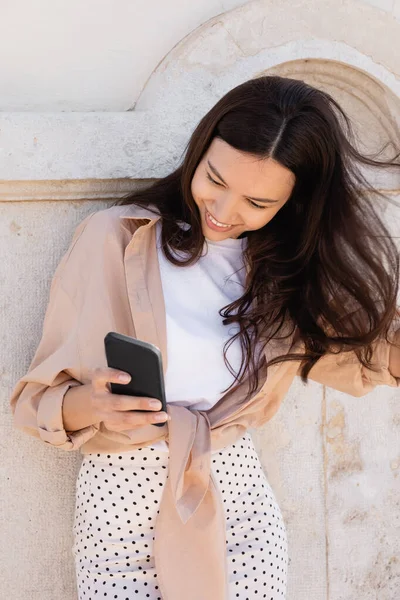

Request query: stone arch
[{"left": 133, "top": 0, "right": 400, "bottom": 191}]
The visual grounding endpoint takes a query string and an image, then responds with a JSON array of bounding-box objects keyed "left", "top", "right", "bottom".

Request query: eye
[
  {"left": 206, "top": 171, "right": 267, "bottom": 210},
  {"left": 248, "top": 200, "right": 267, "bottom": 210},
  {"left": 206, "top": 172, "right": 222, "bottom": 186}
]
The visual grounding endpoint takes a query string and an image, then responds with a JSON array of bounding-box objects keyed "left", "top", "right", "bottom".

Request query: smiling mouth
[{"left": 205, "top": 209, "right": 235, "bottom": 229}]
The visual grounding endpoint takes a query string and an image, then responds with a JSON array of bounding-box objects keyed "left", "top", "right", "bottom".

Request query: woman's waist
[{"left": 82, "top": 430, "right": 254, "bottom": 467}]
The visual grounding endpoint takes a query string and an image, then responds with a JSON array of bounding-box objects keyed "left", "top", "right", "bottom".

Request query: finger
[
  {"left": 120, "top": 410, "right": 169, "bottom": 428},
  {"left": 110, "top": 395, "right": 162, "bottom": 412},
  {"left": 91, "top": 367, "right": 131, "bottom": 392}
]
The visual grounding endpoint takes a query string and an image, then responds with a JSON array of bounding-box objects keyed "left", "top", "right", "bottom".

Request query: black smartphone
[{"left": 104, "top": 332, "right": 167, "bottom": 427}]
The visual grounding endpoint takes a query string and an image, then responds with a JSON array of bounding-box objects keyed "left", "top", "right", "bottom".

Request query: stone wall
[{"left": 1, "top": 1, "right": 399, "bottom": 598}]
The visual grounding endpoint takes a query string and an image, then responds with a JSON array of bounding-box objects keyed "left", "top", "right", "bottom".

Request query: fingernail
[
  {"left": 149, "top": 400, "right": 162, "bottom": 409},
  {"left": 119, "top": 374, "right": 130, "bottom": 383},
  {"left": 154, "top": 412, "right": 168, "bottom": 421}
]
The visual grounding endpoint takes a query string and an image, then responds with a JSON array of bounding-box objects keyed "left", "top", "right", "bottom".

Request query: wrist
[{"left": 62, "top": 383, "right": 101, "bottom": 432}]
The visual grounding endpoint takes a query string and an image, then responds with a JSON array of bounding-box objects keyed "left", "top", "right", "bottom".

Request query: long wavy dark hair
[{"left": 115, "top": 75, "right": 400, "bottom": 400}]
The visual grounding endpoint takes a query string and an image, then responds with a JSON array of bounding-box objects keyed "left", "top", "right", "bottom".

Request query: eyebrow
[{"left": 207, "top": 160, "right": 280, "bottom": 204}]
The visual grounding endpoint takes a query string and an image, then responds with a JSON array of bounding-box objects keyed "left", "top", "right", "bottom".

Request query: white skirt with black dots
[{"left": 72, "top": 431, "right": 288, "bottom": 599}]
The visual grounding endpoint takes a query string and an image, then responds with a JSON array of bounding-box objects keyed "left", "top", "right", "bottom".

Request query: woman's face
[{"left": 191, "top": 137, "right": 295, "bottom": 241}]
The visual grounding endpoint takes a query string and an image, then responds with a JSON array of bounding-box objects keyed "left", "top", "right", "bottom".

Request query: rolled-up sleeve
[
  {"left": 304, "top": 318, "right": 400, "bottom": 397},
  {"left": 10, "top": 214, "right": 100, "bottom": 450}
]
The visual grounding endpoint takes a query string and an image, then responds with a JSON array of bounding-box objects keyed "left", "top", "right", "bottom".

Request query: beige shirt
[{"left": 10, "top": 204, "right": 400, "bottom": 600}]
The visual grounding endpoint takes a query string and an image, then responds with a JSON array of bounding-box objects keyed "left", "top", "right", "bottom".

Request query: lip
[{"left": 205, "top": 209, "right": 234, "bottom": 232}]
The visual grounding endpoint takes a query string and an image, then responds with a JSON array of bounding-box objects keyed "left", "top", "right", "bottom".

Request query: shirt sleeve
[
  {"left": 304, "top": 317, "right": 400, "bottom": 397},
  {"left": 9, "top": 213, "right": 100, "bottom": 450}
]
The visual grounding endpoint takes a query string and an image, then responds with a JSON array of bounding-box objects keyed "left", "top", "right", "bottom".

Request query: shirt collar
[{"left": 119, "top": 203, "right": 162, "bottom": 224}]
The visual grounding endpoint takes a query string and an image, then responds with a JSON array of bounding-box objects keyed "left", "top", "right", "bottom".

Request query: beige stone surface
[
  {"left": 325, "top": 385, "right": 400, "bottom": 599},
  {"left": 1, "top": 0, "right": 400, "bottom": 598},
  {"left": 0, "top": 0, "right": 249, "bottom": 111}
]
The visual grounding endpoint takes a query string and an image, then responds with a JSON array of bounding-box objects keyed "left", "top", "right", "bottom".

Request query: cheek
[
  {"left": 191, "top": 174, "right": 209, "bottom": 203},
  {"left": 245, "top": 207, "right": 280, "bottom": 230},
  {"left": 245, "top": 210, "right": 271, "bottom": 229}
]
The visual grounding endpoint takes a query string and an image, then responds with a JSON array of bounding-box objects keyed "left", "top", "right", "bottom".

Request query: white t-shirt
[{"left": 151, "top": 220, "right": 248, "bottom": 451}]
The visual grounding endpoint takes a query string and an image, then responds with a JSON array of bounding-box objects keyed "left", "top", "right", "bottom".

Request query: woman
[{"left": 10, "top": 75, "right": 400, "bottom": 600}]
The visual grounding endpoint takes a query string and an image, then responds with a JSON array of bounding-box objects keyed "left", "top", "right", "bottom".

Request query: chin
[{"left": 203, "top": 229, "right": 232, "bottom": 240}]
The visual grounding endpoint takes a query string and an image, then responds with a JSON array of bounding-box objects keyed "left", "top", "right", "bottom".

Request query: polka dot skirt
[{"left": 72, "top": 431, "right": 288, "bottom": 599}]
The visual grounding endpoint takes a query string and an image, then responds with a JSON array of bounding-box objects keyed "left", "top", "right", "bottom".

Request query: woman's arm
[
  {"left": 389, "top": 328, "right": 400, "bottom": 378},
  {"left": 303, "top": 319, "right": 400, "bottom": 397},
  {"left": 9, "top": 213, "right": 100, "bottom": 450}
]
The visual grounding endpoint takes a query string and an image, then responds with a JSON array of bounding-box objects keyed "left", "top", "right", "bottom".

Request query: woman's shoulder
[
  {"left": 55, "top": 204, "right": 155, "bottom": 277},
  {"left": 53, "top": 203, "right": 160, "bottom": 299},
  {"left": 81, "top": 203, "right": 160, "bottom": 232},
  {"left": 65, "top": 204, "right": 160, "bottom": 253}
]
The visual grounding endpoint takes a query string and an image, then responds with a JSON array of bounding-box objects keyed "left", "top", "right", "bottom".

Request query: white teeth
[{"left": 207, "top": 211, "right": 231, "bottom": 228}]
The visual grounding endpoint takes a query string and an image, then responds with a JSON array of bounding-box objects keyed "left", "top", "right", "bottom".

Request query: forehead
[{"left": 204, "top": 137, "right": 295, "bottom": 200}]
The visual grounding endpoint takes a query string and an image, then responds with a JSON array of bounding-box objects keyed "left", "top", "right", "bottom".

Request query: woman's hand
[{"left": 90, "top": 367, "right": 169, "bottom": 432}]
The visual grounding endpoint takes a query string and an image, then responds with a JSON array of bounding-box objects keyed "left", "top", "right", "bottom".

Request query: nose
[{"left": 211, "top": 197, "right": 239, "bottom": 225}]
